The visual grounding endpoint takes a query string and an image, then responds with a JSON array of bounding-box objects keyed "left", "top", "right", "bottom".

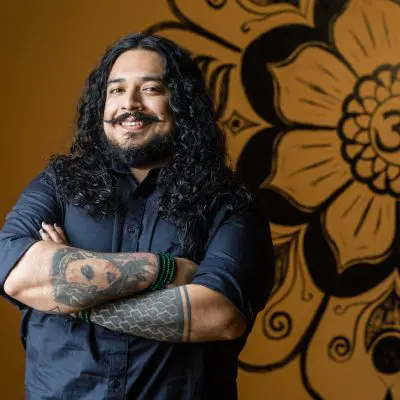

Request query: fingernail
[
  {"left": 42, "top": 221, "right": 47, "bottom": 226},
  {"left": 54, "top": 223, "right": 59, "bottom": 227}
]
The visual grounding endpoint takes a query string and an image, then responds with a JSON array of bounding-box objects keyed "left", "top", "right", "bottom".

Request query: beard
[{"left": 102, "top": 130, "right": 174, "bottom": 169}]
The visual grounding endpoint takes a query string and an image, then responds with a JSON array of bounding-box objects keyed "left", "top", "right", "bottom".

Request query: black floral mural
[{"left": 147, "top": 1, "right": 400, "bottom": 398}]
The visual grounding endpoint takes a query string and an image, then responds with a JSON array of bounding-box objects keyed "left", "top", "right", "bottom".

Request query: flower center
[
  {"left": 338, "top": 65, "right": 400, "bottom": 196},
  {"left": 370, "top": 97, "right": 400, "bottom": 166}
]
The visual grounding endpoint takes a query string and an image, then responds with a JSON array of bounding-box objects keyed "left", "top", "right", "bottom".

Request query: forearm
[
  {"left": 89, "top": 284, "right": 246, "bottom": 342},
  {"left": 4, "top": 241, "right": 157, "bottom": 313}
]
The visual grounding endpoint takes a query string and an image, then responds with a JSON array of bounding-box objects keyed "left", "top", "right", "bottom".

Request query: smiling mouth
[
  {"left": 121, "top": 120, "right": 147, "bottom": 127},
  {"left": 119, "top": 120, "right": 151, "bottom": 131}
]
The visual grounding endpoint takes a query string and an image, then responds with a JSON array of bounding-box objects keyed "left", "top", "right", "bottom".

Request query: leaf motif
[
  {"left": 193, "top": 55, "right": 216, "bottom": 78},
  {"left": 209, "top": 63, "right": 235, "bottom": 119},
  {"left": 193, "top": 55, "right": 235, "bottom": 120}
]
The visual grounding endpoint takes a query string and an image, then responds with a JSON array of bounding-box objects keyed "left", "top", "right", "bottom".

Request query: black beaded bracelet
[{"left": 149, "top": 252, "right": 176, "bottom": 291}]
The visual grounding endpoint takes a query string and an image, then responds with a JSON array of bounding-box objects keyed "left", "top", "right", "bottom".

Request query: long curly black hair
[{"left": 50, "top": 34, "right": 251, "bottom": 259}]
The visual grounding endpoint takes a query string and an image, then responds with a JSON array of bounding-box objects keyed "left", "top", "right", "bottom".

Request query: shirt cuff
[
  {"left": 192, "top": 268, "right": 253, "bottom": 322},
  {"left": 0, "top": 237, "right": 38, "bottom": 308}
]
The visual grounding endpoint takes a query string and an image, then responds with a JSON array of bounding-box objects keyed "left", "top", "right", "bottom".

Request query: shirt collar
[{"left": 108, "top": 159, "right": 131, "bottom": 175}]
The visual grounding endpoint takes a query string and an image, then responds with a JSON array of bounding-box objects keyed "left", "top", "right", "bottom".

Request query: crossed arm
[{"left": 4, "top": 223, "right": 246, "bottom": 343}]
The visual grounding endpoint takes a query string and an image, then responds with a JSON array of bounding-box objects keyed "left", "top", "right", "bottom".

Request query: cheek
[
  {"left": 150, "top": 98, "right": 171, "bottom": 119},
  {"left": 103, "top": 99, "right": 117, "bottom": 137},
  {"left": 103, "top": 121, "right": 111, "bottom": 138},
  {"left": 103, "top": 97, "right": 118, "bottom": 118}
]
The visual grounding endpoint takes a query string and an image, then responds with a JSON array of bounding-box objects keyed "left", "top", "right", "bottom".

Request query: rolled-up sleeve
[
  {"left": 192, "top": 207, "right": 275, "bottom": 324},
  {"left": 0, "top": 170, "right": 62, "bottom": 307}
]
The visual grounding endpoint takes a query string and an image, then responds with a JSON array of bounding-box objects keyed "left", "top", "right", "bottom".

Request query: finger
[
  {"left": 53, "top": 224, "right": 69, "bottom": 244},
  {"left": 39, "top": 229, "right": 51, "bottom": 241},
  {"left": 165, "top": 283, "right": 176, "bottom": 289},
  {"left": 41, "top": 222, "right": 65, "bottom": 244}
]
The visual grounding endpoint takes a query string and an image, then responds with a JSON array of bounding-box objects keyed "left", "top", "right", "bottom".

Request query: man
[{"left": 0, "top": 34, "right": 274, "bottom": 399}]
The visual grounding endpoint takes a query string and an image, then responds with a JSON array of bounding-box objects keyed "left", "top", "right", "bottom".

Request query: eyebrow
[{"left": 107, "top": 75, "right": 165, "bottom": 85}]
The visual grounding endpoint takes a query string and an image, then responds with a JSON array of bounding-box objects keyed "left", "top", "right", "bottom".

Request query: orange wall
[{"left": 0, "top": 2, "right": 173, "bottom": 398}]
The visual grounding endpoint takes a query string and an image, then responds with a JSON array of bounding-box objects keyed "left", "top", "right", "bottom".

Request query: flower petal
[
  {"left": 356, "top": 115, "right": 371, "bottom": 130},
  {"left": 344, "top": 143, "right": 364, "bottom": 160},
  {"left": 341, "top": 117, "right": 362, "bottom": 141},
  {"left": 334, "top": 0, "right": 400, "bottom": 77},
  {"left": 355, "top": 130, "right": 370, "bottom": 144},
  {"left": 375, "top": 85, "right": 391, "bottom": 103},
  {"left": 387, "top": 165, "right": 400, "bottom": 181},
  {"left": 373, "top": 157, "right": 386, "bottom": 173},
  {"left": 355, "top": 158, "right": 374, "bottom": 178},
  {"left": 269, "top": 45, "right": 356, "bottom": 127},
  {"left": 377, "top": 68, "right": 393, "bottom": 88},
  {"left": 373, "top": 173, "right": 386, "bottom": 191},
  {"left": 346, "top": 97, "right": 364, "bottom": 114},
  {"left": 358, "top": 79, "right": 377, "bottom": 98},
  {"left": 360, "top": 146, "right": 376, "bottom": 160},
  {"left": 267, "top": 130, "right": 352, "bottom": 211},
  {"left": 362, "top": 98, "right": 378, "bottom": 114},
  {"left": 325, "top": 181, "right": 395, "bottom": 271}
]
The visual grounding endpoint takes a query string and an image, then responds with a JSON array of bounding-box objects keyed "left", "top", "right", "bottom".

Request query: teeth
[{"left": 121, "top": 121, "right": 145, "bottom": 126}]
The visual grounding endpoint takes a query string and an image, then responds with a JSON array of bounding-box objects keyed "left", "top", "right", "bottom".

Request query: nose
[{"left": 121, "top": 90, "right": 143, "bottom": 111}]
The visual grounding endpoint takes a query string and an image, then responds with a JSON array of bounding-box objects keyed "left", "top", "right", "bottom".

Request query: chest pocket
[{"left": 63, "top": 205, "right": 115, "bottom": 252}]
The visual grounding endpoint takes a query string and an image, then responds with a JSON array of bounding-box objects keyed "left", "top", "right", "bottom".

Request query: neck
[
  {"left": 130, "top": 168, "right": 151, "bottom": 184},
  {"left": 130, "top": 158, "right": 167, "bottom": 183}
]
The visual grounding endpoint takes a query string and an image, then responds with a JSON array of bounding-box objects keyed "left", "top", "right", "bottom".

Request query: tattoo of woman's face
[
  {"left": 51, "top": 249, "right": 155, "bottom": 307},
  {"left": 64, "top": 259, "right": 121, "bottom": 289}
]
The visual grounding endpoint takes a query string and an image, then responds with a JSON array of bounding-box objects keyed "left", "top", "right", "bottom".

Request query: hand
[
  {"left": 40, "top": 223, "right": 75, "bottom": 316},
  {"left": 39, "top": 222, "right": 69, "bottom": 245},
  {"left": 168, "top": 257, "right": 198, "bottom": 287}
]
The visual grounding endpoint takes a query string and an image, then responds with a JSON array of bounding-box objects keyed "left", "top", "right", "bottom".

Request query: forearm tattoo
[
  {"left": 90, "top": 287, "right": 192, "bottom": 342},
  {"left": 51, "top": 248, "right": 155, "bottom": 308},
  {"left": 182, "top": 286, "right": 192, "bottom": 341}
]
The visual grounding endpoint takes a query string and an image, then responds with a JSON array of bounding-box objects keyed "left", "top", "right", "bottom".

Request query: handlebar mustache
[{"left": 104, "top": 111, "right": 161, "bottom": 125}]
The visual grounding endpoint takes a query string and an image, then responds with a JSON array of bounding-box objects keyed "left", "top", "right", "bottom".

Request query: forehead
[{"left": 108, "top": 49, "right": 165, "bottom": 79}]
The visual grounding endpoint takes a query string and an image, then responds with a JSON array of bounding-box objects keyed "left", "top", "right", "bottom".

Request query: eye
[
  {"left": 109, "top": 87, "right": 125, "bottom": 95},
  {"left": 143, "top": 85, "right": 165, "bottom": 94}
]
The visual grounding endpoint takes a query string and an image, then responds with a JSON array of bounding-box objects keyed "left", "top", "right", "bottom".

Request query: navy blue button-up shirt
[{"left": 0, "top": 166, "right": 274, "bottom": 399}]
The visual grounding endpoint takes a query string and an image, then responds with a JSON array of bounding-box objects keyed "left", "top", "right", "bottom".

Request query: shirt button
[
  {"left": 127, "top": 225, "right": 137, "bottom": 234},
  {"left": 110, "top": 380, "right": 121, "bottom": 389}
]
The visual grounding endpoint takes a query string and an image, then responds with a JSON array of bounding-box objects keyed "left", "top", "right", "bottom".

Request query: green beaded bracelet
[
  {"left": 78, "top": 309, "right": 91, "bottom": 323},
  {"left": 149, "top": 252, "right": 176, "bottom": 291}
]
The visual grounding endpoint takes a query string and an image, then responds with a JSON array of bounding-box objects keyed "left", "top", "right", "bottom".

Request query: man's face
[{"left": 103, "top": 49, "right": 174, "bottom": 166}]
